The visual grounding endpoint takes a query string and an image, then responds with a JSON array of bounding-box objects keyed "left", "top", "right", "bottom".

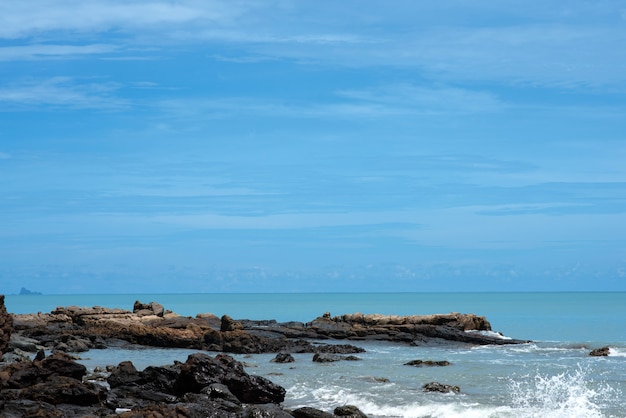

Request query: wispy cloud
[
  {"left": 0, "top": 77, "right": 128, "bottom": 110},
  {"left": 0, "top": 1, "right": 242, "bottom": 39},
  {"left": 337, "top": 84, "right": 504, "bottom": 114},
  {"left": 0, "top": 44, "right": 116, "bottom": 61}
]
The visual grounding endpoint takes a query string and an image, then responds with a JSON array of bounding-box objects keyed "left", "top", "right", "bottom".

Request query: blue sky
[{"left": 1, "top": 1, "right": 626, "bottom": 294}]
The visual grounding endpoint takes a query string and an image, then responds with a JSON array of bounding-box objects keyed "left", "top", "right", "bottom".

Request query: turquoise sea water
[{"left": 5, "top": 292, "right": 626, "bottom": 417}]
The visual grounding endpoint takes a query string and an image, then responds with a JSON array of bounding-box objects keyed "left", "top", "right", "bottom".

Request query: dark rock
[
  {"left": 175, "top": 353, "right": 286, "bottom": 404},
  {"left": 271, "top": 352, "right": 295, "bottom": 363},
  {"left": 0, "top": 295, "right": 13, "bottom": 355},
  {"left": 312, "top": 353, "right": 361, "bottom": 362},
  {"left": 221, "top": 315, "right": 244, "bottom": 332},
  {"left": 312, "top": 353, "right": 341, "bottom": 362},
  {"left": 291, "top": 406, "right": 335, "bottom": 418},
  {"left": 404, "top": 359, "right": 450, "bottom": 367},
  {"left": 8, "top": 334, "right": 42, "bottom": 353},
  {"left": 244, "top": 403, "right": 295, "bottom": 417},
  {"left": 314, "top": 344, "right": 366, "bottom": 354},
  {"left": 334, "top": 404, "right": 369, "bottom": 417},
  {"left": 202, "top": 382, "right": 241, "bottom": 404},
  {"left": 107, "top": 361, "right": 142, "bottom": 388},
  {"left": 133, "top": 300, "right": 165, "bottom": 317},
  {"left": 17, "top": 375, "right": 106, "bottom": 406},
  {"left": 422, "top": 381, "right": 461, "bottom": 394},
  {"left": 589, "top": 346, "right": 610, "bottom": 356}
]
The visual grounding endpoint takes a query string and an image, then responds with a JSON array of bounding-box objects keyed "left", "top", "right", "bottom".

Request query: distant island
[{"left": 18, "top": 287, "right": 42, "bottom": 295}]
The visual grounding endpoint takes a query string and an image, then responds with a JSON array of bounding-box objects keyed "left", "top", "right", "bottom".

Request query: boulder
[
  {"left": 271, "top": 352, "right": 295, "bottom": 363},
  {"left": 589, "top": 346, "right": 610, "bottom": 356},
  {"left": 0, "top": 295, "right": 13, "bottom": 354},
  {"left": 422, "top": 382, "right": 460, "bottom": 394}
]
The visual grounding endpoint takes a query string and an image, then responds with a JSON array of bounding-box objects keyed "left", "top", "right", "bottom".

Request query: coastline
[{"left": 2, "top": 294, "right": 625, "bottom": 417}]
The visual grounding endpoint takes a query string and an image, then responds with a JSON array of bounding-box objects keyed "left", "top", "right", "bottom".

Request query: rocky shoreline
[{"left": 1, "top": 295, "right": 531, "bottom": 417}]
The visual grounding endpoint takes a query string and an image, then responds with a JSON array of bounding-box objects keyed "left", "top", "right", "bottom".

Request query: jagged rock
[
  {"left": 404, "top": 359, "right": 450, "bottom": 367},
  {"left": 589, "top": 346, "right": 610, "bottom": 356},
  {"left": 334, "top": 405, "right": 368, "bottom": 417},
  {"left": 221, "top": 315, "right": 244, "bottom": 332},
  {"left": 271, "top": 352, "right": 295, "bottom": 363},
  {"left": 422, "top": 381, "right": 461, "bottom": 394},
  {"left": 175, "top": 353, "right": 285, "bottom": 404},
  {"left": 292, "top": 406, "right": 336, "bottom": 418},
  {"left": 0, "top": 295, "right": 13, "bottom": 355}
]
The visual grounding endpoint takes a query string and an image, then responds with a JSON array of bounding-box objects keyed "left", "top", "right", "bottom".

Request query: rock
[
  {"left": 133, "top": 300, "right": 165, "bottom": 317},
  {"left": 422, "top": 381, "right": 461, "bottom": 394},
  {"left": 291, "top": 406, "right": 336, "bottom": 418},
  {"left": 312, "top": 353, "right": 361, "bottom": 362},
  {"left": 312, "top": 353, "right": 341, "bottom": 362},
  {"left": 271, "top": 352, "right": 295, "bottom": 363},
  {"left": 589, "top": 346, "right": 610, "bottom": 356},
  {"left": 221, "top": 315, "right": 244, "bottom": 332},
  {"left": 17, "top": 375, "right": 107, "bottom": 406},
  {"left": 8, "top": 334, "right": 43, "bottom": 353},
  {"left": 404, "top": 359, "right": 450, "bottom": 367},
  {"left": 334, "top": 405, "right": 368, "bottom": 417},
  {"left": 107, "top": 360, "right": 142, "bottom": 388},
  {"left": 0, "top": 295, "right": 13, "bottom": 355}
]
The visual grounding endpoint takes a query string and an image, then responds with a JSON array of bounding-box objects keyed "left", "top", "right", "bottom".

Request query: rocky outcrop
[
  {"left": 10, "top": 302, "right": 528, "bottom": 360},
  {"left": 244, "top": 311, "right": 529, "bottom": 346},
  {"left": 0, "top": 295, "right": 12, "bottom": 355},
  {"left": 0, "top": 350, "right": 291, "bottom": 417}
]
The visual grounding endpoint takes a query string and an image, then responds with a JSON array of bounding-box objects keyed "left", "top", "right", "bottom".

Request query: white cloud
[{"left": 0, "top": 1, "right": 242, "bottom": 38}]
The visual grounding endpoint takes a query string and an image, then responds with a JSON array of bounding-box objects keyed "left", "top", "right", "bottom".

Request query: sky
[{"left": 1, "top": 1, "right": 626, "bottom": 294}]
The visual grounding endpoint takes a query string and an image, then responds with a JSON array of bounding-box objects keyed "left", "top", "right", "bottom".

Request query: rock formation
[{"left": 0, "top": 295, "right": 12, "bottom": 355}]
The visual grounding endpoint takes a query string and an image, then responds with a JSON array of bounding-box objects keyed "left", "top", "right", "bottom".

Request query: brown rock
[{"left": 0, "top": 295, "right": 13, "bottom": 354}]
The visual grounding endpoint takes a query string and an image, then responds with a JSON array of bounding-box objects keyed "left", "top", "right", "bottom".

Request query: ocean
[{"left": 4, "top": 292, "right": 626, "bottom": 417}]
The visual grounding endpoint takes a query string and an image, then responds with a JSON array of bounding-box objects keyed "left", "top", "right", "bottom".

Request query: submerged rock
[{"left": 404, "top": 359, "right": 451, "bottom": 367}]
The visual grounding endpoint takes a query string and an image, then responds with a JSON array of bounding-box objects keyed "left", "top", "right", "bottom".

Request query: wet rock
[
  {"left": 589, "top": 346, "right": 610, "bottom": 356},
  {"left": 271, "top": 352, "right": 295, "bottom": 363},
  {"left": 422, "top": 381, "right": 460, "bottom": 394},
  {"left": 334, "top": 405, "right": 369, "bottom": 417},
  {"left": 312, "top": 353, "right": 361, "bottom": 362},
  {"left": 312, "top": 353, "right": 341, "bottom": 362},
  {"left": 291, "top": 406, "right": 336, "bottom": 418},
  {"left": 404, "top": 359, "right": 450, "bottom": 367}
]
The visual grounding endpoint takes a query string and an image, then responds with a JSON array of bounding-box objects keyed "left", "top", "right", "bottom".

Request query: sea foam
[{"left": 508, "top": 365, "right": 619, "bottom": 418}]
